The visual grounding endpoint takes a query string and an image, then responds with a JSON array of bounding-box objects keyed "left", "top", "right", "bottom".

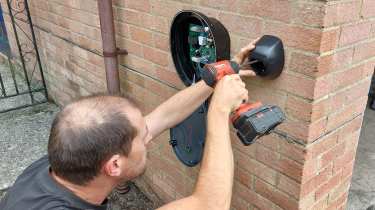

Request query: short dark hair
[{"left": 48, "top": 94, "right": 138, "bottom": 185}]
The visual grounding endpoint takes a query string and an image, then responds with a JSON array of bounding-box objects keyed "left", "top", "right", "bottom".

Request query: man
[{"left": 0, "top": 39, "right": 258, "bottom": 210}]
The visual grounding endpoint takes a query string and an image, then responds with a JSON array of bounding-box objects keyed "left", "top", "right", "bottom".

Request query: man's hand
[
  {"left": 232, "top": 38, "right": 260, "bottom": 77},
  {"left": 210, "top": 74, "right": 249, "bottom": 114}
]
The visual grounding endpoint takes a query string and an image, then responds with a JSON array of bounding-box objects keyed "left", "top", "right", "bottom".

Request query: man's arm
[
  {"left": 145, "top": 80, "right": 212, "bottom": 140},
  {"left": 157, "top": 75, "right": 248, "bottom": 210},
  {"left": 145, "top": 38, "right": 259, "bottom": 140}
]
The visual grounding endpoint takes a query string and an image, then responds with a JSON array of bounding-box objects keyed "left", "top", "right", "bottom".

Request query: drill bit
[{"left": 240, "top": 59, "right": 259, "bottom": 69}]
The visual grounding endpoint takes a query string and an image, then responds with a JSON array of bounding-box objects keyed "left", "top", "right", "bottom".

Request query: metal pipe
[{"left": 97, "top": 0, "right": 127, "bottom": 94}]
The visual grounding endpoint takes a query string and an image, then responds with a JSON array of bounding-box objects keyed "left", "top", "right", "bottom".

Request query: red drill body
[{"left": 202, "top": 60, "right": 285, "bottom": 145}]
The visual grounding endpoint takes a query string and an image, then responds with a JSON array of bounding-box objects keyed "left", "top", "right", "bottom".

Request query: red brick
[
  {"left": 333, "top": 150, "right": 356, "bottom": 174},
  {"left": 117, "top": 37, "right": 143, "bottom": 57},
  {"left": 231, "top": 195, "right": 250, "bottom": 210},
  {"left": 309, "top": 133, "right": 338, "bottom": 157},
  {"left": 363, "top": 60, "right": 375, "bottom": 77},
  {"left": 299, "top": 192, "right": 315, "bottom": 210},
  {"left": 245, "top": 159, "right": 277, "bottom": 185},
  {"left": 150, "top": 0, "right": 182, "bottom": 17},
  {"left": 341, "top": 159, "right": 355, "bottom": 181},
  {"left": 264, "top": 22, "right": 321, "bottom": 52},
  {"left": 324, "top": 1, "right": 361, "bottom": 27},
  {"left": 143, "top": 46, "right": 169, "bottom": 66},
  {"left": 371, "top": 21, "right": 375, "bottom": 38},
  {"left": 337, "top": 115, "right": 363, "bottom": 143},
  {"left": 245, "top": 83, "right": 287, "bottom": 109},
  {"left": 141, "top": 14, "right": 169, "bottom": 34},
  {"left": 353, "top": 40, "right": 375, "bottom": 63},
  {"left": 311, "top": 195, "right": 329, "bottom": 210},
  {"left": 320, "top": 141, "right": 346, "bottom": 170},
  {"left": 329, "top": 177, "right": 351, "bottom": 203},
  {"left": 232, "top": 133, "right": 256, "bottom": 158},
  {"left": 326, "top": 96, "right": 367, "bottom": 132},
  {"left": 122, "top": 54, "right": 156, "bottom": 76},
  {"left": 323, "top": 47, "right": 354, "bottom": 73},
  {"left": 315, "top": 172, "right": 341, "bottom": 200},
  {"left": 238, "top": 0, "right": 291, "bottom": 22},
  {"left": 255, "top": 179, "right": 299, "bottom": 210},
  {"left": 320, "top": 28, "right": 340, "bottom": 52},
  {"left": 266, "top": 73, "right": 315, "bottom": 100},
  {"left": 331, "top": 65, "right": 364, "bottom": 92},
  {"left": 235, "top": 167, "right": 253, "bottom": 189},
  {"left": 314, "top": 75, "right": 332, "bottom": 99},
  {"left": 255, "top": 143, "right": 279, "bottom": 164},
  {"left": 346, "top": 79, "right": 371, "bottom": 106},
  {"left": 182, "top": 5, "right": 219, "bottom": 18},
  {"left": 312, "top": 98, "right": 331, "bottom": 122},
  {"left": 292, "top": 2, "right": 325, "bottom": 27},
  {"left": 277, "top": 174, "right": 301, "bottom": 199},
  {"left": 289, "top": 53, "right": 321, "bottom": 77},
  {"left": 278, "top": 119, "right": 309, "bottom": 141},
  {"left": 115, "top": 8, "right": 141, "bottom": 25},
  {"left": 339, "top": 21, "right": 371, "bottom": 47},
  {"left": 199, "top": 0, "right": 238, "bottom": 12},
  {"left": 277, "top": 157, "right": 304, "bottom": 182},
  {"left": 154, "top": 66, "right": 185, "bottom": 88},
  {"left": 76, "top": 0, "right": 98, "bottom": 14},
  {"left": 129, "top": 26, "right": 153, "bottom": 45},
  {"left": 125, "top": 0, "right": 151, "bottom": 13},
  {"left": 327, "top": 191, "right": 348, "bottom": 210},
  {"left": 153, "top": 33, "right": 169, "bottom": 52},
  {"left": 279, "top": 140, "right": 309, "bottom": 164},
  {"left": 218, "top": 12, "right": 262, "bottom": 38},
  {"left": 300, "top": 164, "right": 332, "bottom": 197},
  {"left": 362, "top": 0, "right": 375, "bottom": 18},
  {"left": 257, "top": 133, "right": 279, "bottom": 151},
  {"left": 234, "top": 181, "right": 275, "bottom": 210}
]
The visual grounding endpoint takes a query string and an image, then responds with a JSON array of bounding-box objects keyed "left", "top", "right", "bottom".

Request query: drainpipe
[{"left": 97, "top": 0, "right": 127, "bottom": 94}]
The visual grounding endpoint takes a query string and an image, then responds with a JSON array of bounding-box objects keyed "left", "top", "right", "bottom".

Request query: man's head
[{"left": 48, "top": 95, "right": 152, "bottom": 186}]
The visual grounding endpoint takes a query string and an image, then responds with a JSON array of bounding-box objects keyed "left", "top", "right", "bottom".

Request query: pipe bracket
[{"left": 103, "top": 48, "right": 128, "bottom": 57}]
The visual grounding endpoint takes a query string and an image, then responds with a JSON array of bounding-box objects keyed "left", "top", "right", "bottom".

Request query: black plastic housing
[
  {"left": 233, "top": 105, "right": 286, "bottom": 145},
  {"left": 170, "top": 10, "right": 231, "bottom": 86},
  {"left": 170, "top": 104, "right": 207, "bottom": 167},
  {"left": 249, "top": 35, "right": 285, "bottom": 79},
  {"left": 169, "top": 10, "right": 231, "bottom": 167}
]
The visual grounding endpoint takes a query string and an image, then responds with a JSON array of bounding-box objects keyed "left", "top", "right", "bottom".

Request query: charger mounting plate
[{"left": 169, "top": 10, "right": 230, "bottom": 167}]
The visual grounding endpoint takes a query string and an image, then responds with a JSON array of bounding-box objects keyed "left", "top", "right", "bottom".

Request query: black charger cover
[{"left": 249, "top": 35, "right": 285, "bottom": 79}]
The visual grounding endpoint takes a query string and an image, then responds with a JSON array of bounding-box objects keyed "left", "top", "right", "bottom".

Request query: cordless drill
[{"left": 201, "top": 60, "right": 286, "bottom": 145}]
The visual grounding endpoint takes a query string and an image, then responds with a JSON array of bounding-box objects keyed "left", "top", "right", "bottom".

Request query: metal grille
[{"left": 0, "top": 0, "right": 47, "bottom": 113}]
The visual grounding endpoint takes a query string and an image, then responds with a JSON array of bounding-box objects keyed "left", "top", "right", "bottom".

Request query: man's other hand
[{"left": 232, "top": 38, "right": 261, "bottom": 77}]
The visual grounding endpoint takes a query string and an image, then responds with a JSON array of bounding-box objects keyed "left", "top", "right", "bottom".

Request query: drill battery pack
[{"left": 232, "top": 105, "right": 286, "bottom": 145}]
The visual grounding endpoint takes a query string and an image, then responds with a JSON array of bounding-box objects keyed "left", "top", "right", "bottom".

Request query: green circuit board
[{"left": 188, "top": 24, "right": 216, "bottom": 76}]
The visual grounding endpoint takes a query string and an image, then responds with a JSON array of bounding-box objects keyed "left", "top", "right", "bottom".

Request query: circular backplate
[
  {"left": 170, "top": 10, "right": 230, "bottom": 86},
  {"left": 170, "top": 104, "right": 207, "bottom": 167}
]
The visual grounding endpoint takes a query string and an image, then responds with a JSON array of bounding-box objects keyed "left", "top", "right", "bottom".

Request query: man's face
[{"left": 119, "top": 108, "right": 152, "bottom": 180}]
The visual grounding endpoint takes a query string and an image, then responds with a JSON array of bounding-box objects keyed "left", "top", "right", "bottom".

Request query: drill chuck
[{"left": 201, "top": 60, "right": 240, "bottom": 87}]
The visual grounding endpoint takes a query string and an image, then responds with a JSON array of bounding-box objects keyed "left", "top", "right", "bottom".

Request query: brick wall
[
  {"left": 1, "top": 0, "right": 106, "bottom": 105},
  {"left": 1, "top": 0, "right": 374, "bottom": 209}
]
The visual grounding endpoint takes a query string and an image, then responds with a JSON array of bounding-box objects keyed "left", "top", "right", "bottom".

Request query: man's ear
[{"left": 103, "top": 154, "right": 123, "bottom": 177}]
